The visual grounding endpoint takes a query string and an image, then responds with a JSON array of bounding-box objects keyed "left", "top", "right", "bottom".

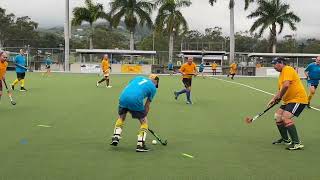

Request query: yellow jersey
[
  {"left": 180, "top": 62, "right": 197, "bottom": 79},
  {"left": 101, "top": 58, "right": 110, "bottom": 72},
  {"left": 211, "top": 63, "right": 217, "bottom": 69},
  {"left": 278, "top": 66, "right": 308, "bottom": 104},
  {"left": 230, "top": 63, "right": 237, "bottom": 74},
  {"left": 0, "top": 61, "right": 8, "bottom": 79}
]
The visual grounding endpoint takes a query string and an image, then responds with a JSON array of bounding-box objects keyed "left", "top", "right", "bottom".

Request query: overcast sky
[{"left": 1, "top": 0, "right": 319, "bottom": 39}]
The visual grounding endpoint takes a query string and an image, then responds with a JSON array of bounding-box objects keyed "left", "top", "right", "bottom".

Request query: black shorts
[
  {"left": 280, "top": 103, "right": 306, "bottom": 117},
  {"left": 46, "top": 65, "right": 51, "bottom": 69},
  {"left": 118, "top": 107, "right": 146, "bottom": 119},
  {"left": 0, "top": 80, "right": 2, "bottom": 91},
  {"left": 16, "top": 72, "right": 26, "bottom": 79},
  {"left": 182, "top": 78, "right": 192, "bottom": 88}
]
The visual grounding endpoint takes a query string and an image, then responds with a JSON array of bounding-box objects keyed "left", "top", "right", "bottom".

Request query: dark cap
[
  {"left": 149, "top": 74, "right": 159, "bottom": 88},
  {"left": 271, "top": 57, "right": 286, "bottom": 64}
]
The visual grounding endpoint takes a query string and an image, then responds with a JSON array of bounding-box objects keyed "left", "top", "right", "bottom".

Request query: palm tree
[
  {"left": 209, "top": 0, "right": 255, "bottom": 63},
  {"left": 109, "top": 0, "right": 154, "bottom": 52},
  {"left": 72, "top": 0, "right": 109, "bottom": 49},
  {"left": 248, "top": 0, "right": 300, "bottom": 53},
  {"left": 155, "top": 0, "right": 191, "bottom": 63}
]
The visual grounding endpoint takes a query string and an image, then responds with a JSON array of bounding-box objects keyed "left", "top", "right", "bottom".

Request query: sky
[{"left": 0, "top": 0, "right": 319, "bottom": 39}]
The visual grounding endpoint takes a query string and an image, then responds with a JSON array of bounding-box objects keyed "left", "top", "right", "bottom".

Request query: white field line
[{"left": 212, "top": 77, "right": 320, "bottom": 112}]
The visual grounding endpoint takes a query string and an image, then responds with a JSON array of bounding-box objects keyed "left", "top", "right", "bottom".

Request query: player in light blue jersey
[
  {"left": 11, "top": 49, "right": 27, "bottom": 92},
  {"left": 43, "top": 55, "right": 53, "bottom": 77},
  {"left": 110, "top": 74, "right": 159, "bottom": 152},
  {"left": 305, "top": 56, "right": 320, "bottom": 108}
]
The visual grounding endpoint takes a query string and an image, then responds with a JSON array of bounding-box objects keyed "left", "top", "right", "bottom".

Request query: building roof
[
  {"left": 76, "top": 49, "right": 157, "bottom": 55},
  {"left": 248, "top": 53, "right": 320, "bottom": 58}
]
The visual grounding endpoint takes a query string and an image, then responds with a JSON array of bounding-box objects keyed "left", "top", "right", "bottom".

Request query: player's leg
[
  {"left": 174, "top": 78, "right": 188, "bottom": 100},
  {"left": 11, "top": 73, "right": 20, "bottom": 90},
  {"left": 0, "top": 80, "right": 2, "bottom": 101},
  {"left": 282, "top": 103, "right": 306, "bottom": 150},
  {"left": 185, "top": 79, "right": 192, "bottom": 104},
  {"left": 110, "top": 107, "right": 127, "bottom": 146},
  {"left": 20, "top": 73, "right": 27, "bottom": 91},
  {"left": 272, "top": 108, "right": 291, "bottom": 145},
  {"left": 307, "top": 80, "right": 318, "bottom": 108},
  {"left": 231, "top": 73, "right": 235, "bottom": 80},
  {"left": 136, "top": 115, "right": 149, "bottom": 152},
  {"left": 105, "top": 75, "right": 112, "bottom": 88}
]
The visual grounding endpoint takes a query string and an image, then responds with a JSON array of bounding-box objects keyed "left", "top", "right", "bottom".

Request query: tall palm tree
[
  {"left": 155, "top": 0, "right": 191, "bottom": 63},
  {"left": 72, "top": 0, "right": 109, "bottom": 49},
  {"left": 109, "top": 0, "right": 154, "bottom": 52},
  {"left": 209, "top": 0, "right": 255, "bottom": 63},
  {"left": 248, "top": 0, "right": 300, "bottom": 53}
]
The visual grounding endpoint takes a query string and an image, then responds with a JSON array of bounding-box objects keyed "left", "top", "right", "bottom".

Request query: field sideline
[{"left": 1, "top": 72, "right": 319, "bottom": 180}]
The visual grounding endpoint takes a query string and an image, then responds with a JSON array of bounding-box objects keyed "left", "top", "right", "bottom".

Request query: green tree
[
  {"left": 155, "top": 0, "right": 191, "bottom": 63},
  {"left": 72, "top": 0, "right": 109, "bottom": 49},
  {"left": 109, "top": 0, "right": 154, "bottom": 52},
  {"left": 247, "top": 0, "right": 300, "bottom": 53},
  {"left": 209, "top": 0, "right": 256, "bottom": 63},
  {"left": 0, "top": 7, "right": 15, "bottom": 48}
]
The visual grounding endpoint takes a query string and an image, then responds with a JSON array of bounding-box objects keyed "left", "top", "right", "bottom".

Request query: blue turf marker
[{"left": 20, "top": 139, "right": 28, "bottom": 145}]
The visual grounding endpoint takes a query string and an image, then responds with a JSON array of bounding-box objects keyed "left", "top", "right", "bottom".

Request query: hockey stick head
[{"left": 245, "top": 117, "right": 253, "bottom": 124}]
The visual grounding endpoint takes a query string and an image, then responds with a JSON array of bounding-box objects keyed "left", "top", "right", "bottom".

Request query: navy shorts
[
  {"left": 16, "top": 72, "right": 25, "bottom": 79},
  {"left": 118, "top": 106, "right": 146, "bottom": 119},
  {"left": 280, "top": 103, "right": 306, "bottom": 117},
  {"left": 307, "top": 79, "right": 319, "bottom": 89},
  {"left": 46, "top": 65, "right": 51, "bottom": 69},
  {"left": 182, "top": 78, "right": 192, "bottom": 88}
]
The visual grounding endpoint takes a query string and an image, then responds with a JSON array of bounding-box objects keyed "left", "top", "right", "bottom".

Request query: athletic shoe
[
  {"left": 186, "top": 101, "right": 193, "bottom": 105},
  {"left": 11, "top": 85, "right": 14, "bottom": 90},
  {"left": 106, "top": 86, "right": 112, "bottom": 88},
  {"left": 20, "top": 87, "right": 27, "bottom": 92},
  {"left": 136, "top": 144, "right": 150, "bottom": 152},
  {"left": 286, "top": 143, "right": 304, "bottom": 150},
  {"left": 272, "top": 138, "right": 292, "bottom": 145},
  {"left": 174, "top": 92, "right": 179, "bottom": 100},
  {"left": 110, "top": 136, "right": 120, "bottom": 146},
  {"left": 307, "top": 102, "right": 311, "bottom": 109},
  {"left": 96, "top": 81, "right": 99, "bottom": 87}
]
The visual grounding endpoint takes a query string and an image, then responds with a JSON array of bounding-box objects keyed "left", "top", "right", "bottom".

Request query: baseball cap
[
  {"left": 271, "top": 57, "right": 286, "bottom": 64},
  {"left": 149, "top": 74, "right": 159, "bottom": 88}
]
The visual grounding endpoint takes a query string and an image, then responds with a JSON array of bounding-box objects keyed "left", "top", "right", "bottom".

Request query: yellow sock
[
  {"left": 12, "top": 79, "right": 19, "bottom": 86},
  {"left": 137, "top": 122, "right": 148, "bottom": 145},
  {"left": 308, "top": 93, "right": 314, "bottom": 103},
  {"left": 113, "top": 118, "right": 124, "bottom": 137},
  {"left": 21, "top": 79, "right": 25, "bottom": 87}
]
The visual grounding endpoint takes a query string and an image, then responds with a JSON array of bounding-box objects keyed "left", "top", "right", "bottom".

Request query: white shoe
[
  {"left": 106, "top": 85, "right": 112, "bottom": 88},
  {"left": 96, "top": 82, "right": 99, "bottom": 87}
]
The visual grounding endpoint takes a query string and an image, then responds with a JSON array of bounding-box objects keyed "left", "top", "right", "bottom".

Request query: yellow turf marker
[
  {"left": 182, "top": 153, "right": 194, "bottom": 158},
  {"left": 37, "top": 125, "right": 52, "bottom": 128}
]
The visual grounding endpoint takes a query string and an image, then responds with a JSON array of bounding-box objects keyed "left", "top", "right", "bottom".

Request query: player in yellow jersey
[
  {"left": 96, "top": 54, "right": 112, "bottom": 88},
  {"left": 211, "top": 61, "right": 217, "bottom": 75},
  {"left": 174, "top": 57, "right": 197, "bottom": 104},
  {"left": 268, "top": 57, "right": 308, "bottom": 150},
  {"left": 227, "top": 62, "right": 237, "bottom": 80},
  {"left": 0, "top": 51, "right": 9, "bottom": 102}
]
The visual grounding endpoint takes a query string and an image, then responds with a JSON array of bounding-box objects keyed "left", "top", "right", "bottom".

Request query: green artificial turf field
[{"left": 0, "top": 72, "right": 319, "bottom": 180}]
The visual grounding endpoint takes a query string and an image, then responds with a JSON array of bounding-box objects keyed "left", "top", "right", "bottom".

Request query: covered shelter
[{"left": 76, "top": 49, "right": 157, "bottom": 65}]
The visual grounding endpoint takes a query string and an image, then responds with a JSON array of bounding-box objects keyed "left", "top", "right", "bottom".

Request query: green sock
[
  {"left": 276, "top": 123, "right": 289, "bottom": 140},
  {"left": 286, "top": 125, "right": 300, "bottom": 144}
]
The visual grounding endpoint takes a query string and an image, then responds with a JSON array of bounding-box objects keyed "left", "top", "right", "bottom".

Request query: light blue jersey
[
  {"left": 15, "top": 54, "right": 26, "bottom": 73},
  {"left": 305, "top": 62, "right": 320, "bottom": 80},
  {"left": 45, "top": 58, "right": 53, "bottom": 66},
  {"left": 119, "top": 76, "right": 157, "bottom": 111},
  {"left": 199, "top": 63, "right": 204, "bottom": 72}
]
